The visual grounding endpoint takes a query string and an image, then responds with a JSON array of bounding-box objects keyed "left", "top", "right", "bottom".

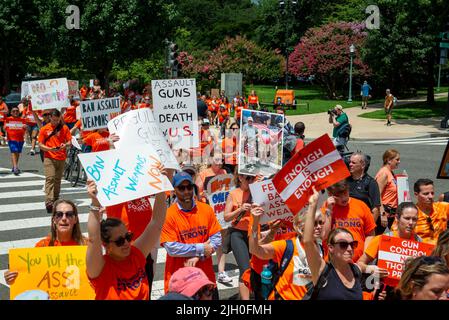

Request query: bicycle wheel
[
  {"left": 70, "top": 158, "right": 81, "bottom": 187},
  {"left": 64, "top": 152, "right": 73, "bottom": 180}
]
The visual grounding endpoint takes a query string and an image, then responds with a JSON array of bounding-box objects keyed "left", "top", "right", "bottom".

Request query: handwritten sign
[
  {"left": 107, "top": 108, "right": 180, "bottom": 170},
  {"left": 151, "top": 78, "right": 199, "bottom": 149},
  {"left": 272, "top": 134, "right": 350, "bottom": 215},
  {"left": 208, "top": 190, "right": 233, "bottom": 229},
  {"left": 80, "top": 97, "right": 121, "bottom": 130},
  {"left": 78, "top": 146, "right": 173, "bottom": 206},
  {"left": 27, "top": 78, "right": 70, "bottom": 110},
  {"left": 206, "top": 174, "right": 235, "bottom": 195},
  {"left": 68, "top": 80, "right": 80, "bottom": 99},
  {"left": 378, "top": 235, "right": 435, "bottom": 286},
  {"left": 9, "top": 246, "right": 95, "bottom": 300}
]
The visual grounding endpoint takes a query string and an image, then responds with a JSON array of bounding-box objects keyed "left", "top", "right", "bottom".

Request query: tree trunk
[
  {"left": 1, "top": 62, "right": 10, "bottom": 96},
  {"left": 426, "top": 50, "right": 435, "bottom": 105}
]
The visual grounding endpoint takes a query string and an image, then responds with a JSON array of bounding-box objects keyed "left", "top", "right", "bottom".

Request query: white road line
[
  {"left": 0, "top": 180, "right": 70, "bottom": 189},
  {"left": 0, "top": 198, "right": 90, "bottom": 214},
  {"left": 1, "top": 187, "right": 87, "bottom": 200},
  {"left": 365, "top": 137, "right": 448, "bottom": 144},
  {"left": 0, "top": 168, "right": 46, "bottom": 179},
  {"left": 0, "top": 213, "right": 89, "bottom": 232}
]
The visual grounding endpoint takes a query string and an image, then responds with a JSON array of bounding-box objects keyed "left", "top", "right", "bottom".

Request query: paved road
[{"left": 0, "top": 136, "right": 448, "bottom": 300}]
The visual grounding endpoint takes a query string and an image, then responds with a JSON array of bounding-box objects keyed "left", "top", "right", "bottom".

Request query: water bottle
[{"left": 261, "top": 264, "right": 272, "bottom": 300}]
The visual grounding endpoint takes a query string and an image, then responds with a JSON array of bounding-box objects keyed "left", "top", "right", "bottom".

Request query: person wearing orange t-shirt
[
  {"left": 3, "top": 199, "right": 87, "bottom": 286},
  {"left": 215, "top": 104, "right": 230, "bottom": 138},
  {"left": 86, "top": 171, "right": 169, "bottom": 300},
  {"left": 248, "top": 90, "right": 260, "bottom": 110},
  {"left": 38, "top": 109, "right": 72, "bottom": 213},
  {"left": 321, "top": 180, "right": 376, "bottom": 262},
  {"left": 249, "top": 207, "right": 324, "bottom": 300},
  {"left": 82, "top": 129, "right": 112, "bottom": 152},
  {"left": 160, "top": 172, "right": 222, "bottom": 299},
  {"left": 0, "top": 96, "right": 9, "bottom": 145},
  {"left": 4, "top": 106, "right": 27, "bottom": 175},
  {"left": 62, "top": 99, "right": 79, "bottom": 129},
  {"left": 222, "top": 122, "right": 239, "bottom": 174}
]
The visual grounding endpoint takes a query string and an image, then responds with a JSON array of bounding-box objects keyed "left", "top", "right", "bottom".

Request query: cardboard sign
[
  {"left": 107, "top": 108, "right": 180, "bottom": 170},
  {"left": 78, "top": 146, "right": 173, "bottom": 206},
  {"left": 396, "top": 172, "right": 411, "bottom": 205},
  {"left": 208, "top": 190, "right": 233, "bottom": 229},
  {"left": 378, "top": 235, "right": 435, "bottom": 286},
  {"left": 249, "top": 179, "right": 293, "bottom": 224},
  {"left": 27, "top": 78, "right": 70, "bottom": 110},
  {"left": 80, "top": 97, "right": 121, "bottom": 130},
  {"left": 151, "top": 78, "right": 199, "bottom": 149},
  {"left": 272, "top": 134, "right": 350, "bottom": 215},
  {"left": 67, "top": 80, "right": 80, "bottom": 99},
  {"left": 205, "top": 174, "right": 235, "bottom": 195},
  {"left": 238, "top": 109, "right": 284, "bottom": 177},
  {"left": 437, "top": 140, "right": 449, "bottom": 179},
  {"left": 9, "top": 246, "right": 95, "bottom": 300}
]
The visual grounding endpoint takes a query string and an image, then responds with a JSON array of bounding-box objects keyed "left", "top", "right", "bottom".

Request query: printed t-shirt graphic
[{"left": 4, "top": 117, "right": 27, "bottom": 141}]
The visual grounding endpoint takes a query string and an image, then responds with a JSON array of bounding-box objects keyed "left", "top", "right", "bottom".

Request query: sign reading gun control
[
  {"left": 80, "top": 97, "right": 121, "bottom": 130},
  {"left": 272, "top": 134, "right": 350, "bottom": 215},
  {"left": 151, "top": 78, "right": 199, "bottom": 149},
  {"left": 9, "top": 246, "right": 95, "bottom": 300},
  {"left": 378, "top": 235, "right": 435, "bottom": 286}
]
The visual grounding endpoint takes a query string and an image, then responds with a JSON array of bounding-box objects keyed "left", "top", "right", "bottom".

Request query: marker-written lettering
[{"left": 102, "top": 160, "right": 126, "bottom": 200}]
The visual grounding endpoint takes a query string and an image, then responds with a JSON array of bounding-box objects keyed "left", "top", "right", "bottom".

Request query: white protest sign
[
  {"left": 71, "top": 137, "right": 82, "bottom": 150},
  {"left": 80, "top": 97, "right": 121, "bottom": 130},
  {"left": 68, "top": 80, "right": 80, "bottom": 98},
  {"left": 396, "top": 172, "right": 411, "bottom": 205},
  {"left": 107, "top": 108, "right": 180, "bottom": 170},
  {"left": 151, "top": 78, "right": 199, "bottom": 149},
  {"left": 249, "top": 179, "right": 293, "bottom": 224},
  {"left": 78, "top": 147, "right": 173, "bottom": 206},
  {"left": 27, "top": 78, "right": 70, "bottom": 110},
  {"left": 21, "top": 81, "right": 30, "bottom": 99},
  {"left": 208, "top": 190, "right": 233, "bottom": 229}
]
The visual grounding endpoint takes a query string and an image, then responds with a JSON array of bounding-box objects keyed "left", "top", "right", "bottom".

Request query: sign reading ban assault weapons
[{"left": 78, "top": 146, "right": 173, "bottom": 206}]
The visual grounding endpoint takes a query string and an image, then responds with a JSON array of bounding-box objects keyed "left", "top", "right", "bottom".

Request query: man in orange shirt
[
  {"left": 322, "top": 180, "right": 376, "bottom": 262},
  {"left": 160, "top": 172, "right": 222, "bottom": 299},
  {"left": 38, "top": 109, "right": 72, "bottom": 213},
  {"left": 412, "top": 179, "right": 449, "bottom": 244},
  {"left": 4, "top": 106, "right": 27, "bottom": 175}
]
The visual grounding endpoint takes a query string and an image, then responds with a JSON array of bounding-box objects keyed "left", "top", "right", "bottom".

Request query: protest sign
[
  {"left": 89, "top": 79, "right": 94, "bottom": 88},
  {"left": 272, "top": 134, "right": 350, "bottom": 215},
  {"left": 151, "top": 78, "right": 199, "bottom": 149},
  {"left": 9, "top": 246, "right": 95, "bottom": 300},
  {"left": 204, "top": 174, "right": 235, "bottom": 228},
  {"left": 78, "top": 146, "right": 173, "bottom": 206},
  {"left": 107, "top": 108, "right": 180, "bottom": 170},
  {"left": 396, "top": 171, "right": 411, "bottom": 205},
  {"left": 205, "top": 174, "right": 234, "bottom": 195},
  {"left": 249, "top": 179, "right": 293, "bottom": 224},
  {"left": 377, "top": 235, "right": 435, "bottom": 286},
  {"left": 71, "top": 136, "right": 82, "bottom": 150},
  {"left": 68, "top": 80, "right": 80, "bottom": 99},
  {"left": 80, "top": 97, "right": 121, "bottom": 130},
  {"left": 437, "top": 140, "right": 449, "bottom": 179},
  {"left": 21, "top": 81, "right": 30, "bottom": 99},
  {"left": 208, "top": 190, "right": 233, "bottom": 229},
  {"left": 27, "top": 78, "right": 70, "bottom": 110},
  {"left": 238, "top": 109, "right": 284, "bottom": 177}
]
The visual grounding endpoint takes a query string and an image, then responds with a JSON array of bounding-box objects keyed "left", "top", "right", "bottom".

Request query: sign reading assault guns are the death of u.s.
[
  {"left": 9, "top": 246, "right": 95, "bottom": 300},
  {"left": 80, "top": 97, "right": 121, "bottom": 130}
]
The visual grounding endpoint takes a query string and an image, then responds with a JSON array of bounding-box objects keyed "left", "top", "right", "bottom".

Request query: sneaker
[
  {"left": 13, "top": 168, "right": 20, "bottom": 176},
  {"left": 217, "top": 272, "right": 233, "bottom": 284},
  {"left": 30, "top": 149, "right": 36, "bottom": 156}
]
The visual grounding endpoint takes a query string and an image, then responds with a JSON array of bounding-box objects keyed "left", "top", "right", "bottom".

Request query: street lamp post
[
  {"left": 347, "top": 44, "right": 355, "bottom": 103},
  {"left": 279, "top": 0, "right": 297, "bottom": 90}
]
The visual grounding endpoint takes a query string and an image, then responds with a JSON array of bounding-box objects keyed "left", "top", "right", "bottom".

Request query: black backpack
[{"left": 338, "top": 123, "right": 352, "bottom": 139}]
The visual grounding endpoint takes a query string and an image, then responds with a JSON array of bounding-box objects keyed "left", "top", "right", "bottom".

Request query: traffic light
[{"left": 168, "top": 42, "right": 179, "bottom": 77}]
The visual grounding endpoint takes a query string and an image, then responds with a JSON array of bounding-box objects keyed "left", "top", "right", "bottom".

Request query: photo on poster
[{"left": 238, "top": 109, "right": 283, "bottom": 177}]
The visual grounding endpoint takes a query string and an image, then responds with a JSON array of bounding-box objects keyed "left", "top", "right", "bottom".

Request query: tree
[{"left": 288, "top": 22, "right": 370, "bottom": 99}]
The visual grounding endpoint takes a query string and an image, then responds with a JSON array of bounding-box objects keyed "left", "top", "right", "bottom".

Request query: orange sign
[{"left": 378, "top": 235, "right": 435, "bottom": 286}]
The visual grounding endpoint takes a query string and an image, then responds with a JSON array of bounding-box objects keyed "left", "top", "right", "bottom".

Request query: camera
[{"left": 327, "top": 109, "right": 337, "bottom": 115}]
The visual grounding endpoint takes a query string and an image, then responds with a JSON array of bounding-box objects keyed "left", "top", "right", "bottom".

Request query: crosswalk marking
[
  {"left": 1, "top": 188, "right": 87, "bottom": 200},
  {"left": 0, "top": 180, "right": 71, "bottom": 189},
  {"left": 0, "top": 199, "right": 91, "bottom": 214},
  {"left": 0, "top": 213, "right": 89, "bottom": 232},
  {"left": 358, "top": 137, "right": 448, "bottom": 145}
]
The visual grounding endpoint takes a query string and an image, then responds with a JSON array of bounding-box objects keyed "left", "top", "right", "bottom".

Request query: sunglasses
[
  {"left": 177, "top": 184, "right": 194, "bottom": 192},
  {"left": 230, "top": 127, "right": 239, "bottom": 130},
  {"left": 110, "top": 231, "right": 133, "bottom": 247},
  {"left": 314, "top": 220, "right": 325, "bottom": 227},
  {"left": 54, "top": 211, "right": 77, "bottom": 220},
  {"left": 42, "top": 113, "right": 50, "bottom": 117},
  {"left": 426, "top": 217, "right": 434, "bottom": 232},
  {"left": 332, "top": 240, "right": 358, "bottom": 250}
]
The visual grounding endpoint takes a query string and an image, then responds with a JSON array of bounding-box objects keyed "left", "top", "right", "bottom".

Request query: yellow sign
[{"left": 9, "top": 246, "right": 95, "bottom": 300}]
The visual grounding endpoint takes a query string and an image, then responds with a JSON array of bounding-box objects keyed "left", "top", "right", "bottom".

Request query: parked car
[{"left": 4, "top": 92, "right": 21, "bottom": 110}]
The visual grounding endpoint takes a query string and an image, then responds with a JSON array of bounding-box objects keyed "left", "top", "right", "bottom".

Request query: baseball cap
[
  {"left": 181, "top": 163, "right": 196, "bottom": 176},
  {"left": 335, "top": 105, "right": 343, "bottom": 111},
  {"left": 169, "top": 267, "right": 215, "bottom": 297},
  {"left": 247, "top": 116, "right": 253, "bottom": 121},
  {"left": 172, "top": 171, "right": 194, "bottom": 188},
  {"left": 202, "top": 118, "right": 210, "bottom": 125}
]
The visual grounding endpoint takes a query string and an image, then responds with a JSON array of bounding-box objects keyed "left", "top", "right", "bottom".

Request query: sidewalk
[{"left": 286, "top": 93, "right": 449, "bottom": 140}]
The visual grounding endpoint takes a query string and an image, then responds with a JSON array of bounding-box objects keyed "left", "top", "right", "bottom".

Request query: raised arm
[{"left": 248, "top": 204, "right": 275, "bottom": 260}]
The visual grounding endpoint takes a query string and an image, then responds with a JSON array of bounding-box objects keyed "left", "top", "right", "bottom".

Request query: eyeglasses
[
  {"left": 314, "top": 220, "right": 325, "bottom": 227},
  {"left": 177, "top": 184, "right": 194, "bottom": 192},
  {"left": 195, "top": 285, "right": 215, "bottom": 299},
  {"left": 332, "top": 240, "right": 358, "bottom": 250},
  {"left": 54, "top": 211, "right": 77, "bottom": 220},
  {"left": 110, "top": 231, "right": 133, "bottom": 247},
  {"left": 42, "top": 113, "right": 50, "bottom": 117},
  {"left": 230, "top": 127, "right": 239, "bottom": 130}
]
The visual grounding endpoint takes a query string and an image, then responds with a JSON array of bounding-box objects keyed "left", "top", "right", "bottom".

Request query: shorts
[
  {"left": 8, "top": 140, "right": 24, "bottom": 153},
  {"left": 27, "top": 124, "right": 39, "bottom": 133},
  {"left": 384, "top": 107, "right": 393, "bottom": 115},
  {"left": 362, "top": 96, "right": 369, "bottom": 102}
]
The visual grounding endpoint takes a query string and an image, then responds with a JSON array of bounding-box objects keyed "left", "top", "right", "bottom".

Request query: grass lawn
[
  {"left": 244, "top": 84, "right": 377, "bottom": 116},
  {"left": 359, "top": 99, "right": 448, "bottom": 119}
]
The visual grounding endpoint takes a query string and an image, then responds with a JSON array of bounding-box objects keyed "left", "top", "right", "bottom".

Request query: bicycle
[{"left": 64, "top": 144, "right": 87, "bottom": 187}]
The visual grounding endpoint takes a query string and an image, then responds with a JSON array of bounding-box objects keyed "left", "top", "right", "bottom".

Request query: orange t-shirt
[
  {"left": 80, "top": 87, "right": 88, "bottom": 100},
  {"left": 34, "top": 235, "right": 82, "bottom": 247},
  {"left": 413, "top": 202, "right": 449, "bottom": 245},
  {"left": 160, "top": 202, "right": 222, "bottom": 292},
  {"left": 217, "top": 109, "right": 229, "bottom": 123},
  {"left": 268, "top": 237, "right": 311, "bottom": 300},
  {"left": 227, "top": 188, "right": 251, "bottom": 231},
  {"left": 63, "top": 105, "right": 77, "bottom": 124},
  {"left": 106, "top": 196, "right": 153, "bottom": 239},
  {"left": 38, "top": 123, "right": 72, "bottom": 161},
  {"left": 83, "top": 131, "right": 110, "bottom": 152},
  {"left": 364, "top": 230, "right": 418, "bottom": 260},
  {"left": 248, "top": 95, "right": 259, "bottom": 105},
  {"left": 0, "top": 102, "right": 8, "bottom": 122},
  {"left": 74, "top": 120, "right": 93, "bottom": 139},
  {"left": 88, "top": 246, "right": 149, "bottom": 300},
  {"left": 322, "top": 197, "right": 376, "bottom": 262},
  {"left": 235, "top": 105, "right": 243, "bottom": 120},
  {"left": 222, "top": 137, "right": 238, "bottom": 165},
  {"left": 375, "top": 166, "right": 397, "bottom": 208},
  {"left": 4, "top": 117, "right": 27, "bottom": 142},
  {"left": 292, "top": 138, "right": 304, "bottom": 155}
]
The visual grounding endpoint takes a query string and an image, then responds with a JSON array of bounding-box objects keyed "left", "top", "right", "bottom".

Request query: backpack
[
  {"left": 338, "top": 123, "right": 352, "bottom": 139},
  {"left": 265, "top": 239, "right": 294, "bottom": 299}
]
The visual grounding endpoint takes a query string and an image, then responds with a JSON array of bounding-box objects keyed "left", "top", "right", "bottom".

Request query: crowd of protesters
[{"left": 2, "top": 80, "right": 449, "bottom": 301}]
